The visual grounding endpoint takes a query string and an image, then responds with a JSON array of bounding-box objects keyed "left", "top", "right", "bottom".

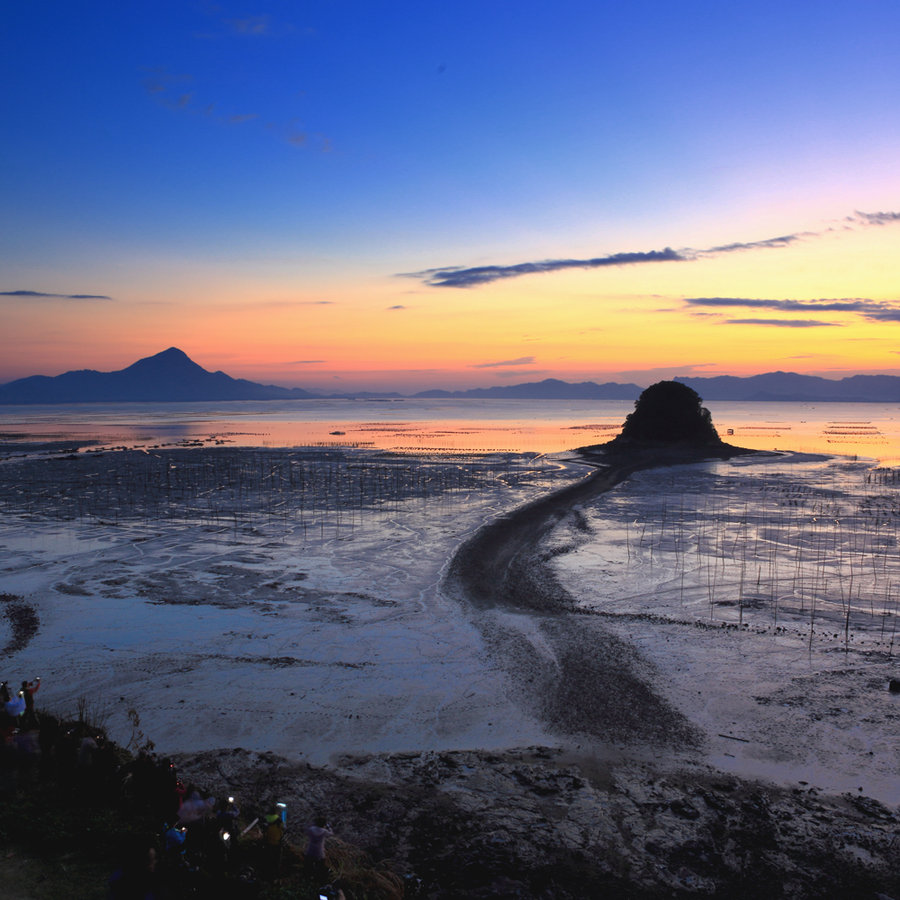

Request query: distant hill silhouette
[
  {"left": 0, "top": 348, "right": 316, "bottom": 404},
  {"left": 414, "top": 378, "right": 642, "bottom": 400},
  {"left": 416, "top": 372, "right": 900, "bottom": 402},
  {"left": 675, "top": 372, "right": 900, "bottom": 402},
  {"left": 3, "top": 351, "right": 900, "bottom": 404}
]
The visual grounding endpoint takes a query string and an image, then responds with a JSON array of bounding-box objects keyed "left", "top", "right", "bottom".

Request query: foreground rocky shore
[{"left": 173, "top": 743, "right": 900, "bottom": 899}]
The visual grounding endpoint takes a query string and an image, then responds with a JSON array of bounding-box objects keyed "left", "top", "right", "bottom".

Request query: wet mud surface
[
  {"left": 2, "top": 443, "right": 899, "bottom": 896},
  {"left": 175, "top": 744, "right": 900, "bottom": 899}
]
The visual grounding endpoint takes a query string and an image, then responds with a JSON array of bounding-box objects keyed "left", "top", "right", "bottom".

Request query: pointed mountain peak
[
  {"left": 122, "top": 347, "right": 207, "bottom": 375},
  {"left": 156, "top": 347, "right": 192, "bottom": 361}
]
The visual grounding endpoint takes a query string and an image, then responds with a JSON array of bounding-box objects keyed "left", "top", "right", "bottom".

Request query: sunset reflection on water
[{"left": 1, "top": 399, "right": 899, "bottom": 465}]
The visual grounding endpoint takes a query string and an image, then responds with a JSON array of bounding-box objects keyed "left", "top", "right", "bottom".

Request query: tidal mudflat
[
  {"left": 0, "top": 446, "right": 582, "bottom": 760},
  {"left": 1, "top": 442, "right": 898, "bottom": 896},
  {"left": 547, "top": 452, "right": 900, "bottom": 804}
]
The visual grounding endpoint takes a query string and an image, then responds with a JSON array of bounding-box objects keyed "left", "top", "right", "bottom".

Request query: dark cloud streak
[
  {"left": 854, "top": 210, "right": 900, "bottom": 226},
  {"left": 705, "top": 234, "right": 804, "bottom": 253},
  {"left": 405, "top": 208, "right": 900, "bottom": 289},
  {"left": 413, "top": 248, "right": 685, "bottom": 288},
  {"left": 724, "top": 318, "right": 841, "bottom": 328},
  {"left": 1, "top": 289, "right": 112, "bottom": 301},
  {"left": 471, "top": 356, "right": 536, "bottom": 368},
  {"left": 685, "top": 296, "right": 900, "bottom": 323}
]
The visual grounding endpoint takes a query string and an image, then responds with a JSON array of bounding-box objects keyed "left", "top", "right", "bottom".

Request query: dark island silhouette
[
  {"left": 611, "top": 380, "right": 723, "bottom": 446},
  {"left": 582, "top": 380, "right": 750, "bottom": 464}
]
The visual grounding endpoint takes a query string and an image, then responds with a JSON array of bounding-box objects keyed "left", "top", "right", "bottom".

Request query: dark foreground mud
[
  {"left": 0, "top": 592, "right": 39, "bottom": 655},
  {"left": 174, "top": 745, "right": 900, "bottom": 899}
]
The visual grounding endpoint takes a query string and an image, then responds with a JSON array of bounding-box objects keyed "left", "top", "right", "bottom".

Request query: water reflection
[{"left": 1, "top": 399, "right": 899, "bottom": 464}]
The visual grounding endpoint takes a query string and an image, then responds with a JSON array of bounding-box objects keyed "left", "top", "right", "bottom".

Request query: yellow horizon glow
[{"left": 3, "top": 221, "right": 899, "bottom": 390}]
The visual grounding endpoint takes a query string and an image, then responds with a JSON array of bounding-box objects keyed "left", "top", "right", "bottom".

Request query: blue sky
[{"left": 3, "top": 1, "right": 900, "bottom": 389}]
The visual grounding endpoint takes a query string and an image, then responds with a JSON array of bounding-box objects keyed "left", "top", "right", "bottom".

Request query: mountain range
[
  {"left": 1, "top": 348, "right": 900, "bottom": 404},
  {"left": 0, "top": 347, "right": 315, "bottom": 404}
]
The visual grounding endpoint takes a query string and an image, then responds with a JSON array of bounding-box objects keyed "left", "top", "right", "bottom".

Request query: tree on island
[{"left": 614, "top": 381, "right": 722, "bottom": 445}]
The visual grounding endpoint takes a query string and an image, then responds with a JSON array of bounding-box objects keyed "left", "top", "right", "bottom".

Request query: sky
[{"left": 3, "top": 0, "right": 900, "bottom": 392}]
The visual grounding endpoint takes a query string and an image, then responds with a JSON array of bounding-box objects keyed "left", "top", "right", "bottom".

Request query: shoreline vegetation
[{"left": 1, "top": 429, "right": 899, "bottom": 897}]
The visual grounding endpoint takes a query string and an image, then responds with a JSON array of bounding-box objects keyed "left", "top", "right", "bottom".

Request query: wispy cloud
[
  {"left": 724, "top": 318, "right": 840, "bottom": 328},
  {"left": 617, "top": 363, "right": 718, "bottom": 382},
  {"left": 405, "top": 209, "right": 900, "bottom": 289},
  {"left": 411, "top": 249, "right": 685, "bottom": 288},
  {"left": 864, "top": 308, "right": 900, "bottom": 322},
  {"left": 142, "top": 66, "right": 332, "bottom": 152},
  {"left": 1, "top": 289, "right": 112, "bottom": 300},
  {"left": 225, "top": 15, "right": 272, "bottom": 36},
  {"left": 495, "top": 368, "right": 551, "bottom": 379},
  {"left": 470, "top": 356, "right": 536, "bottom": 368},
  {"left": 196, "top": 8, "right": 302, "bottom": 40},
  {"left": 704, "top": 234, "right": 807, "bottom": 254},
  {"left": 852, "top": 210, "right": 900, "bottom": 226},
  {"left": 287, "top": 359, "right": 326, "bottom": 365},
  {"left": 387, "top": 304, "right": 406, "bottom": 310},
  {"left": 684, "top": 296, "right": 900, "bottom": 324}
]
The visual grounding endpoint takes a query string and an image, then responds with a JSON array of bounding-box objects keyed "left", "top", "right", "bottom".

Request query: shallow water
[
  {"left": 553, "top": 453, "right": 900, "bottom": 642},
  {"left": 547, "top": 452, "right": 900, "bottom": 803},
  {"left": 1, "top": 413, "right": 898, "bottom": 801},
  {"left": 2, "top": 398, "right": 900, "bottom": 462}
]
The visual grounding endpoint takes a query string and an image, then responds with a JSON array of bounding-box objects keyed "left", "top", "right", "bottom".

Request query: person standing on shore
[
  {"left": 262, "top": 811, "right": 285, "bottom": 879},
  {"left": 305, "top": 815, "right": 334, "bottom": 884},
  {"left": 21, "top": 676, "right": 40, "bottom": 728},
  {"left": 5, "top": 690, "right": 26, "bottom": 724}
]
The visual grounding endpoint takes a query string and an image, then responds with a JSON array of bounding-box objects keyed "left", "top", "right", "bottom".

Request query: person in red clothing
[{"left": 21, "top": 676, "right": 40, "bottom": 728}]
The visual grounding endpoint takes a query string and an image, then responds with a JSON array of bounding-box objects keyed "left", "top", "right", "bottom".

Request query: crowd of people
[{"left": 1, "top": 676, "right": 344, "bottom": 899}]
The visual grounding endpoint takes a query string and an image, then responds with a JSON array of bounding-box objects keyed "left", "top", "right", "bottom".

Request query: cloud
[
  {"left": 470, "top": 356, "right": 536, "bottom": 368},
  {"left": 224, "top": 299, "right": 335, "bottom": 312},
  {"left": 724, "top": 318, "right": 841, "bottom": 328},
  {"left": 226, "top": 16, "right": 272, "bottom": 36},
  {"left": 288, "top": 360, "right": 326, "bottom": 365},
  {"left": 142, "top": 67, "right": 331, "bottom": 152},
  {"left": 387, "top": 304, "right": 406, "bottom": 310},
  {"left": 617, "top": 363, "right": 718, "bottom": 383},
  {"left": 685, "top": 296, "right": 873, "bottom": 312},
  {"left": 0, "top": 289, "right": 112, "bottom": 300},
  {"left": 863, "top": 308, "right": 900, "bottom": 322},
  {"left": 404, "top": 208, "right": 900, "bottom": 289},
  {"left": 684, "top": 296, "right": 900, "bottom": 323},
  {"left": 853, "top": 210, "right": 900, "bottom": 226},
  {"left": 411, "top": 248, "right": 685, "bottom": 288},
  {"left": 704, "top": 233, "right": 807, "bottom": 253},
  {"left": 496, "top": 368, "right": 551, "bottom": 379},
  {"left": 141, "top": 68, "right": 191, "bottom": 94}
]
